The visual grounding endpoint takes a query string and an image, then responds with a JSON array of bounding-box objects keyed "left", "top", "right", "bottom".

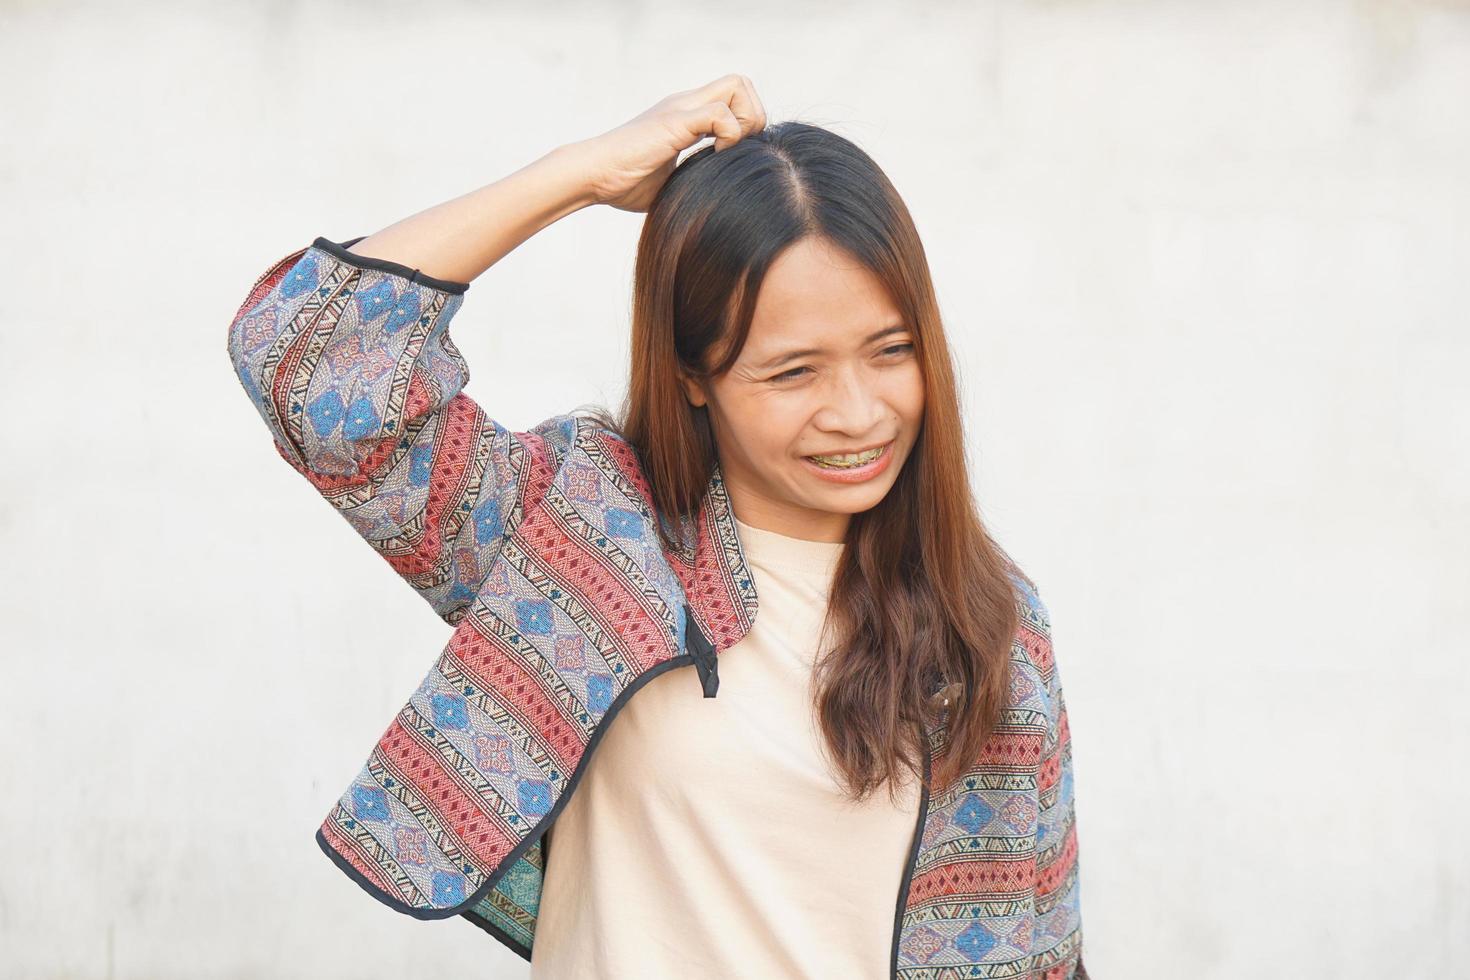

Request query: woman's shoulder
[
  {"left": 1001, "top": 561, "right": 1059, "bottom": 695},
  {"left": 1007, "top": 568, "right": 1051, "bottom": 636},
  {"left": 995, "top": 547, "right": 1050, "bottom": 634}
]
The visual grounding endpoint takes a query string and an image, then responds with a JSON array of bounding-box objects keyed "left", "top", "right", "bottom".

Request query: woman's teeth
[{"left": 807, "top": 445, "right": 886, "bottom": 468}]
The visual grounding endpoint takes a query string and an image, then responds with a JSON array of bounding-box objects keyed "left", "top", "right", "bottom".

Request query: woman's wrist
[{"left": 543, "top": 139, "right": 605, "bottom": 212}]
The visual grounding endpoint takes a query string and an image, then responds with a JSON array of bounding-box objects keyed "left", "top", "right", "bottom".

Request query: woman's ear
[{"left": 678, "top": 371, "right": 709, "bottom": 409}]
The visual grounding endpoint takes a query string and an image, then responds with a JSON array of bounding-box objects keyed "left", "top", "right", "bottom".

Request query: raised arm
[
  {"left": 225, "top": 76, "right": 768, "bottom": 625},
  {"left": 225, "top": 145, "right": 597, "bottom": 625},
  {"left": 334, "top": 72, "right": 767, "bottom": 282},
  {"left": 337, "top": 143, "right": 596, "bottom": 288}
]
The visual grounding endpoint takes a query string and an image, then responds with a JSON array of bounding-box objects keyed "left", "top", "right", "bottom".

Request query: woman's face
[{"left": 680, "top": 237, "right": 925, "bottom": 543}]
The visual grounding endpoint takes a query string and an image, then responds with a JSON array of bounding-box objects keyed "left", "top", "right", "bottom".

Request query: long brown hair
[{"left": 577, "top": 121, "right": 1033, "bottom": 802}]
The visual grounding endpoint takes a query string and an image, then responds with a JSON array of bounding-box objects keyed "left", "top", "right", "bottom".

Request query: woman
[{"left": 227, "top": 74, "right": 1087, "bottom": 979}]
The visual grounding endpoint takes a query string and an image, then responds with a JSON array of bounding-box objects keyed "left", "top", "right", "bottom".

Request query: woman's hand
[{"left": 573, "top": 74, "right": 768, "bottom": 213}]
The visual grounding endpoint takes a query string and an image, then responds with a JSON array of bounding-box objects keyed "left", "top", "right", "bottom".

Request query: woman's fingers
[
  {"left": 582, "top": 74, "right": 767, "bottom": 209},
  {"left": 686, "top": 73, "right": 767, "bottom": 145},
  {"left": 699, "top": 101, "right": 743, "bottom": 151},
  {"left": 735, "top": 74, "right": 768, "bottom": 135}
]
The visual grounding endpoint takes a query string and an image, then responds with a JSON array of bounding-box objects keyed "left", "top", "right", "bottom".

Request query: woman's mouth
[{"left": 801, "top": 441, "right": 895, "bottom": 484}]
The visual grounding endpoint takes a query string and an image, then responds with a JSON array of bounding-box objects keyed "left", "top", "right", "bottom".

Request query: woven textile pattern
[
  {"left": 896, "top": 580, "right": 1088, "bottom": 979},
  {"left": 226, "top": 239, "right": 549, "bottom": 627},
  {"left": 227, "top": 238, "right": 1087, "bottom": 978}
]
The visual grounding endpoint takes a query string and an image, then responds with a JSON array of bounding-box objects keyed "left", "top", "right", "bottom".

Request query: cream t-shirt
[{"left": 528, "top": 515, "right": 923, "bottom": 979}]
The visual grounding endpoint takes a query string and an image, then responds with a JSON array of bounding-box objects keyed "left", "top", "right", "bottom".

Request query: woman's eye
[{"left": 770, "top": 345, "right": 911, "bottom": 382}]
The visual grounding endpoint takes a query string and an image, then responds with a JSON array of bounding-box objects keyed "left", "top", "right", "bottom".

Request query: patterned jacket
[{"left": 226, "top": 235, "right": 1089, "bottom": 978}]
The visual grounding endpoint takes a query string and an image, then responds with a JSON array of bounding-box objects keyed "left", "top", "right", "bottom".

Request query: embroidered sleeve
[
  {"left": 1032, "top": 590, "right": 1090, "bottom": 978},
  {"left": 226, "top": 236, "right": 562, "bottom": 627}
]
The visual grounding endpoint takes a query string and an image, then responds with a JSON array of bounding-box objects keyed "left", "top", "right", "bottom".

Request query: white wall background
[{"left": 2, "top": 1, "right": 1466, "bottom": 977}]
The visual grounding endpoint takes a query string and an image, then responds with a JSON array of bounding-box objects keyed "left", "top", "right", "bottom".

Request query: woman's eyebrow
[{"left": 753, "top": 323, "right": 908, "bottom": 371}]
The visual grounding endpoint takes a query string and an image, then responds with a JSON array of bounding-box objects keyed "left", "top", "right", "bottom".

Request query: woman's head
[
  {"left": 587, "top": 121, "right": 1030, "bottom": 797},
  {"left": 619, "top": 121, "right": 962, "bottom": 543},
  {"left": 679, "top": 233, "right": 925, "bottom": 542}
]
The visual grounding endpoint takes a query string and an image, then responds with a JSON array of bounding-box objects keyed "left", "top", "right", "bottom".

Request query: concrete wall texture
[{"left": 2, "top": 1, "right": 1466, "bottom": 977}]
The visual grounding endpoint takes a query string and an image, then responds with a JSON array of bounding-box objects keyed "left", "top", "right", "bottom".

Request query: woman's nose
[{"left": 816, "top": 367, "right": 886, "bottom": 433}]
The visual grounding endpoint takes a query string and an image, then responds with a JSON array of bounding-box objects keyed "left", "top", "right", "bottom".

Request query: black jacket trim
[
  {"left": 889, "top": 739, "right": 932, "bottom": 977},
  {"left": 315, "top": 633, "right": 708, "bottom": 939},
  {"left": 311, "top": 235, "right": 471, "bottom": 294},
  {"left": 684, "top": 605, "right": 721, "bottom": 697},
  {"left": 461, "top": 905, "right": 534, "bottom": 962}
]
